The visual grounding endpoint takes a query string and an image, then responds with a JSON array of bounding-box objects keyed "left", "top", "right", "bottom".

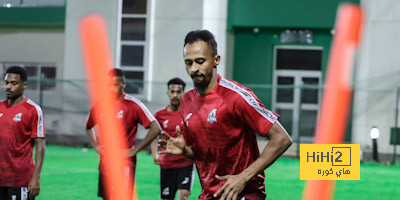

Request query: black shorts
[
  {"left": 98, "top": 159, "right": 136, "bottom": 200},
  {"left": 0, "top": 187, "right": 31, "bottom": 200},
  {"left": 160, "top": 164, "right": 195, "bottom": 199}
]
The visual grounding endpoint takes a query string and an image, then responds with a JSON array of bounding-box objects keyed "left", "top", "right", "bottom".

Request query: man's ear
[{"left": 214, "top": 55, "right": 221, "bottom": 68}]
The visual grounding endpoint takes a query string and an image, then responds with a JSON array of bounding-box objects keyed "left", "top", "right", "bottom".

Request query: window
[
  {"left": 272, "top": 46, "right": 323, "bottom": 141},
  {"left": 117, "top": 0, "right": 149, "bottom": 96},
  {"left": 0, "top": 63, "right": 57, "bottom": 91}
]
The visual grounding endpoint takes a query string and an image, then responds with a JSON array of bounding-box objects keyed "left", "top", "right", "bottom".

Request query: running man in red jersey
[
  {"left": 86, "top": 68, "right": 161, "bottom": 200},
  {"left": 159, "top": 30, "right": 292, "bottom": 200},
  {"left": 151, "top": 78, "right": 195, "bottom": 200},
  {"left": 0, "top": 66, "right": 46, "bottom": 200}
]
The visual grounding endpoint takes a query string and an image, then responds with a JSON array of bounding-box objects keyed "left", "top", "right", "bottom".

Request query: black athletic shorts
[
  {"left": 0, "top": 187, "right": 32, "bottom": 200},
  {"left": 160, "top": 164, "right": 195, "bottom": 199},
  {"left": 98, "top": 157, "right": 137, "bottom": 199}
]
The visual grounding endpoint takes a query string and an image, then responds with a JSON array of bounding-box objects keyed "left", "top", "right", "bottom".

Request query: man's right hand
[
  {"left": 95, "top": 146, "right": 103, "bottom": 155},
  {"left": 152, "top": 153, "right": 160, "bottom": 165},
  {"left": 158, "top": 126, "right": 186, "bottom": 155}
]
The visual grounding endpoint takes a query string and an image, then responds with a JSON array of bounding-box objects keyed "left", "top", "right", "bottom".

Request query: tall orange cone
[
  {"left": 302, "top": 3, "right": 363, "bottom": 200},
  {"left": 80, "top": 15, "right": 138, "bottom": 200}
]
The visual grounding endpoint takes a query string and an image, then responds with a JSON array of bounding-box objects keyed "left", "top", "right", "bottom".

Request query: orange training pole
[
  {"left": 79, "top": 15, "right": 132, "bottom": 200},
  {"left": 302, "top": 4, "right": 363, "bottom": 200}
]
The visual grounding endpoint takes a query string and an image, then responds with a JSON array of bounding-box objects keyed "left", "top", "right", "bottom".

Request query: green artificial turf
[{"left": 36, "top": 145, "right": 400, "bottom": 200}]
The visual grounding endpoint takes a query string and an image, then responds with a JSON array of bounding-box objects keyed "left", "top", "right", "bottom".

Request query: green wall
[
  {"left": 228, "top": 0, "right": 360, "bottom": 30},
  {"left": 228, "top": 0, "right": 359, "bottom": 141},
  {"left": 232, "top": 28, "right": 332, "bottom": 107},
  {"left": 0, "top": 7, "right": 65, "bottom": 29},
  {"left": 228, "top": 0, "right": 359, "bottom": 105}
]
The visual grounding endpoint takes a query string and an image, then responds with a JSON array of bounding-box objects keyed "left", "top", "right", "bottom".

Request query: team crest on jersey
[
  {"left": 207, "top": 109, "right": 217, "bottom": 124},
  {"left": 13, "top": 113, "right": 22, "bottom": 122},
  {"left": 0, "top": 113, "right": 3, "bottom": 118},
  {"left": 163, "top": 120, "right": 169, "bottom": 128},
  {"left": 185, "top": 113, "right": 192, "bottom": 126},
  {"left": 117, "top": 110, "right": 123, "bottom": 119}
]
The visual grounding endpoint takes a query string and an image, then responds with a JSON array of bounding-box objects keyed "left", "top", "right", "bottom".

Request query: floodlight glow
[
  {"left": 370, "top": 127, "right": 380, "bottom": 139},
  {"left": 6, "top": 3, "right": 11, "bottom": 8}
]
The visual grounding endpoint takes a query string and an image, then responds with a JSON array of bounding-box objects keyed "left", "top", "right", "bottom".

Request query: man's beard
[
  {"left": 191, "top": 74, "right": 210, "bottom": 91},
  {"left": 170, "top": 98, "right": 180, "bottom": 107}
]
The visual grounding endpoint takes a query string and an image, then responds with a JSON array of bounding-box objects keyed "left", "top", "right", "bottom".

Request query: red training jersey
[
  {"left": 86, "top": 93, "right": 157, "bottom": 171},
  {"left": 0, "top": 98, "right": 46, "bottom": 187},
  {"left": 180, "top": 75, "right": 279, "bottom": 199},
  {"left": 154, "top": 107, "right": 193, "bottom": 169}
]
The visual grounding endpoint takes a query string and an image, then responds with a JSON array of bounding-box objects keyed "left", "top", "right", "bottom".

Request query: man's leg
[
  {"left": 0, "top": 187, "right": 8, "bottom": 200},
  {"left": 177, "top": 189, "right": 190, "bottom": 200},
  {"left": 98, "top": 172, "right": 107, "bottom": 199},
  {"left": 176, "top": 165, "right": 195, "bottom": 200},
  {"left": 160, "top": 168, "right": 178, "bottom": 200},
  {"left": 124, "top": 166, "right": 135, "bottom": 200}
]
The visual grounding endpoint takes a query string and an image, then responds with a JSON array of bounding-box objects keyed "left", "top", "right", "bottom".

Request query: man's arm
[
  {"left": 214, "top": 121, "right": 292, "bottom": 199},
  {"left": 129, "top": 121, "right": 161, "bottom": 157},
  {"left": 28, "top": 138, "right": 46, "bottom": 200},
  {"left": 158, "top": 126, "right": 195, "bottom": 161},
  {"left": 151, "top": 138, "right": 159, "bottom": 164},
  {"left": 240, "top": 121, "right": 292, "bottom": 179},
  {"left": 86, "top": 128, "right": 102, "bottom": 155}
]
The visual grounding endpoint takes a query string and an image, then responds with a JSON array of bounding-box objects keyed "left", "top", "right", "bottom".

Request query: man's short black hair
[
  {"left": 108, "top": 68, "right": 125, "bottom": 80},
  {"left": 5, "top": 66, "right": 27, "bottom": 82},
  {"left": 168, "top": 78, "right": 186, "bottom": 91},
  {"left": 184, "top": 30, "right": 218, "bottom": 56}
]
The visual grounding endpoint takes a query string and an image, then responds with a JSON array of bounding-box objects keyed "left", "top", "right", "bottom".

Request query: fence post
[
  {"left": 39, "top": 74, "right": 44, "bottom": 108},
  {"left": 296, "top": 84, "right": 302, "bottom": 158},
  {"left": 392, "top": 87, "right": 400, "bottom": 165}
]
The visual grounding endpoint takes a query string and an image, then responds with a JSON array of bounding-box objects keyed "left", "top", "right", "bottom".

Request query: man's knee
[{"left": 178, "top": 189, "right": 190, "bottom": 200}]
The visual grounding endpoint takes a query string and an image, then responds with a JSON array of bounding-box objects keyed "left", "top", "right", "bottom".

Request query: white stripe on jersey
[
  {"left": 85, "top": 111, "right": 90, "bottom": 125},
  {"left": 26, "top": 99, "right": 45, "bottom": 138},
  {"left": 219, "top": 78, "right": 278, "bottom": 123},
  {"left": 124, "top": 94, "right": 157, "bottom": 122}
]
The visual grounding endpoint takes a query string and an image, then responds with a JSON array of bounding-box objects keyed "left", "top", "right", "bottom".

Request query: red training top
[
  {"left": 86, "top": 93, "right": 157, "bottom": 172},
  {"left": 0, "top": 98, "right": 46, "bottom": 187},
  {"left": 180, "top": 75, "right": 279, "bottom": 199},
  {"left": 154, "top": 107, "right": 193, "bottom": 169}
]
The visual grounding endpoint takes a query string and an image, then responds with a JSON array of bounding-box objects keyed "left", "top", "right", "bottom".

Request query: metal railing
[{"left": 0, "top": 78, "right": 398, "bottom": 163}]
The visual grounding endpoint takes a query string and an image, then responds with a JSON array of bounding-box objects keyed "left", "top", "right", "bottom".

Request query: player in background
[
  {"left": 86, "top": 68, "right": 161, "bottom": 200},
  {"left": 159, "top": 30, "right": 292, "bottom": 200},
  {"left": 151, "top": 78, "right": 195, "bottom": 200},
  {"left": 0, "top": 66, "right": 46, "bottom": 200}
]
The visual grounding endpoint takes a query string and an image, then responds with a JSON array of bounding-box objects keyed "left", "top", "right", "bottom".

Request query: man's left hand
[
  {"left": 213, "top": 174, "right": 247, "bottom": 200},
  {"left": 28, "top": 176, "right": 40, "bottom": 200},
  {"left": 127, "top": 148, "right": 136, "bottom": 157}
]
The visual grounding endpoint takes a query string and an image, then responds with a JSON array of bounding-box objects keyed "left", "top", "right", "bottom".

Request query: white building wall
[
  {"left": 202, "top": 0, "right": 228, "bottom": 78},
  {"left": 61, "top": 0, "right": 119, "bottom": 135},
  {"left": 149, "top": 0, "right": 204, "bottom": 106},
  {"left": 0, "top": 31, "right": 65, "bottom": 134},
  {"left": 353, "top": 0, "right": 400, "bottom": 155}
]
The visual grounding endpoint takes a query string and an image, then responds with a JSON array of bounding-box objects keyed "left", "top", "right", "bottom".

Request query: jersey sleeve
[
  {"left": 233, "top": 89, "right": 279, "bottom": 137},
  {"left": 30, "top": 105, "right": 46, "bottom": 138},
  {"left": 134, "top": 100, "right": 156, "bottom": 129},
  {"left": 86, "top": 106, "right": 96, "bottom": 130},
  {"left": 154, "top": 111, "right": 161, "bottom": 126}
]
